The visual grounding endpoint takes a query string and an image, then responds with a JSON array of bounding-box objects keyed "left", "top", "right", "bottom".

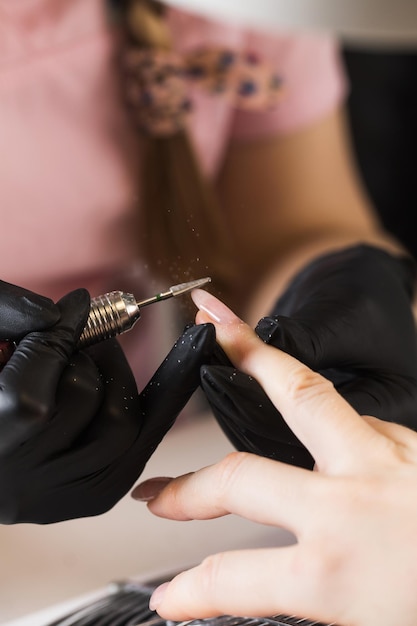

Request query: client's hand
[
  {"left": 199, "top": 244, "right": 417, "bottom": 468},
  {"left": 133, "top": 291, "right": 417, "bottom": 626},
  {"left": 0, "top": 281, "right": 215, "bottom": 523}
]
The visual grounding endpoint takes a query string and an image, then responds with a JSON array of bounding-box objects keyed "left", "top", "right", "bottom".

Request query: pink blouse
[{"left": 0, "top": 0, "right": 346, "bottom": 383}]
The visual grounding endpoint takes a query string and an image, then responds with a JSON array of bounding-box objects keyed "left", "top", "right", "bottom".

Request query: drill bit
[{"left": 136, "top": 277, "right": 211, "bottom": 308}]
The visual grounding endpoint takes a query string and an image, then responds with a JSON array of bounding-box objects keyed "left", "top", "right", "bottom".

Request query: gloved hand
[
  {"left": 0, "top": 281, "right": 216, "bottom": 523},
  {"left": 200, "top": 245, "right": 417, "bottom": 469}
]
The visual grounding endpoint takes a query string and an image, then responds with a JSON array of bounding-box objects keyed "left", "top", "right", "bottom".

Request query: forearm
[{"left": 216, "top": 107, "right": 411, "bottom": 324}]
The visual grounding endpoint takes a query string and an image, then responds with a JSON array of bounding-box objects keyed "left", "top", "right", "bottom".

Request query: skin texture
[{"left": 132, "top": 289, "right": 417, "bottom": 626}]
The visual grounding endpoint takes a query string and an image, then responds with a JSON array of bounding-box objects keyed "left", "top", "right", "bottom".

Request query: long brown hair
[{"left": 120, "top": 0, "right": 238, "bottom": 297}]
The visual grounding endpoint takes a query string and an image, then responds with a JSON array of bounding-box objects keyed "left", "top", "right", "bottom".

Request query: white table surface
[{"left": 0, "top": 411, "right": 294, "bottom": 625}]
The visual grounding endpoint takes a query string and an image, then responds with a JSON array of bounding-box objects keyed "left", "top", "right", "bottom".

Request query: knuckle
[
  {"left": 286, "top": 367, "right": 334, "bottom": 405},
  {"left": 198, "top": 552, "right": 228, "bottom": 600},
  {"left": 215, "top": 452, "right": 252, "bottom": 502},
  {"left": 296, "top": 541, "right": 343, "bottom": 590},
  {"left": 312, "top": 549, "right": 342, "bottom": 587}
]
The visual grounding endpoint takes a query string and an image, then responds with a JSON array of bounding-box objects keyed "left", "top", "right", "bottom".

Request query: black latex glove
[
  {"left": 0, "top": 279, "right": 61, "bottom": 340},
  {"left": 0, "top": 280, "right": 61, "bottom": 450},
  {"left": 201, "top": 245, "right": 417, "bottom": 469},
  {"left": 0, "top": 283, "right": 216, "bottom": 523}
]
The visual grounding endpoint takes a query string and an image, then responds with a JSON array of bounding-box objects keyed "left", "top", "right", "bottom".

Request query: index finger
[
  {"left": 0, "top": 280, "right": 59, "bottom": 340},
  {"left": 192, "top": 289, "right": 377, "bottom": 471}
]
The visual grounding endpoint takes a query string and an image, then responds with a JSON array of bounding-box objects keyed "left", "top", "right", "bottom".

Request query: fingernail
[
  {"left": 149, "top": 582, "right": 169, "bottom": 611},
  {"left": 131, "top": 477, "right": 172, "bottom": 501},
  {"left": 191, "top": 289, "right": 240, "bottom": 324}
]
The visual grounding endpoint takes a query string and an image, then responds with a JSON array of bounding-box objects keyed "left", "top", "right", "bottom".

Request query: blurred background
[
  {"left": 165, "top": 0, "right": 417, "bottom": 257},
  {"left": 162, "top": 0, "right": 417, "bottom": 43},
  {"left": 343, "top": 46, "right": 417, "bottom": 260},
  {"left": 1, "top": 2, "right": 416, "bottom": 623}
]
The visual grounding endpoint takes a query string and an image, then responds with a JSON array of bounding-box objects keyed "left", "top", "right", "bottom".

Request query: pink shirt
[{"left": 0, "top": 0, "right": 346, "bottom": 383}]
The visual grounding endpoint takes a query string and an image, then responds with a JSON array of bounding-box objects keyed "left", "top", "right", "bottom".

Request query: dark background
[{"left": 342, "top": 47, "right": 417, "bottom": 258}]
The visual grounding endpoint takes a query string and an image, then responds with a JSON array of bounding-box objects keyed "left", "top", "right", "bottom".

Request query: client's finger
[
  {"left": 192, "top": 289, "right": 379, "bottom": 472},
  {"left": 135, "top": 451, "right": 321, "bottom": 535},
  {"left": 149, "top": 546, "right": 332, "bottom": 623}
]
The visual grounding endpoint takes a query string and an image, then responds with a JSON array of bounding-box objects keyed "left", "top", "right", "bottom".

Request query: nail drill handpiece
[{"left": 78, "top": 277, "right": 211, "bottom": 347}]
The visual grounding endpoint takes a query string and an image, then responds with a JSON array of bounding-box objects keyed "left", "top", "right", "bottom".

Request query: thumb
[
  {"left": 0, "top": 280, "right": 60, "bottom": 340},
  {"left": 256, "top": 315, "right": 322, "bottom": 368},
  {"left": 256, "top": 315, "right": 363, "bottom": 372},
  {"left": 0, "top": 289, "right": 90, "bottom": 452}
]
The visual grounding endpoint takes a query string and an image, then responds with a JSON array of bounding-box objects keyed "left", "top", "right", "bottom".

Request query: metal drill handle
[
  {"left": 78, "top": 291, "right": 141, "bottom": 348},
  {"left": 0, "top": 278, "right": 212, "bottom": 367}
]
